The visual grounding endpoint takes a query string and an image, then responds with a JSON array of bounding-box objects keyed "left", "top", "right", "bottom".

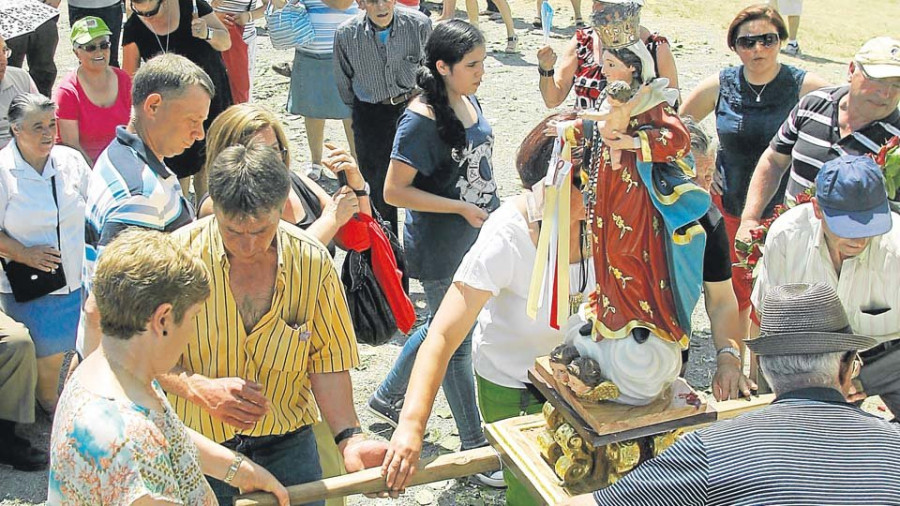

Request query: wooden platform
[{"left": 529, "top": 356, "right": 717, "bottom": 447}]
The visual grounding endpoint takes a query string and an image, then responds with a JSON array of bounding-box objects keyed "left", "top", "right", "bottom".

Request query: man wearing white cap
[
  {"left": 738, "top": 36, "right": 900, "bottom": 243},
  {"left": 565, "top": 283, "right": 900, "bottom": 505},
  {"left": 751, "top": 155, "right": 900, "bottom": 418}
]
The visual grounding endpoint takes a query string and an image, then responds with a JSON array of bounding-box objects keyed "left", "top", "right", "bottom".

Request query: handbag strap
[{"left": 50, "top": 173, "right": 61, "bottom": 252}]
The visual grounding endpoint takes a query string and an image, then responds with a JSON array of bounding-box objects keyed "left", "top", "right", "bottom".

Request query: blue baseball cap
[{"left": 815, "top": 155, "right": 892, "bottom": 239}]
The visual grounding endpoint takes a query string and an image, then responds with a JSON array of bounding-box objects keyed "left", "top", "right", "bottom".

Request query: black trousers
[
  {"left": 69, "top": 2, "right": 124, "bottom": 68},
  {"left": 351, "top": 97, "right": 407, "bottom": 236},
  {"left": 7, "top": 16, "right": 59, "bottom": 97}
]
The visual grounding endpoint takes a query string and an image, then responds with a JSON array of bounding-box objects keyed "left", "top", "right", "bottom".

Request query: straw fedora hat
[{"left": 744, "top": 283, "right": 877, "bottom": 356}]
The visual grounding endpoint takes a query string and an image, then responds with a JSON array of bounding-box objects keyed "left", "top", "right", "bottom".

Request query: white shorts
[{"left": 772, "top": 0, "right": 803, "bottom": 16}]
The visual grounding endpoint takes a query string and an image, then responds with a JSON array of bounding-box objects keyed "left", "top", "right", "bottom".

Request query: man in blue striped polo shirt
[
  {"left": 566, "top": 283, "right": 900, "bottom": 506},
  {"left": 77, "top": 54, "right": 211, "bottom": 357}
]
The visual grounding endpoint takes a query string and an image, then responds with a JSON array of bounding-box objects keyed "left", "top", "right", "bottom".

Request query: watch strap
[
  {"left": 717, "top": 346, "right": 741, "bottom": 361},
  {"left": 333, "top": 426, "right": 364, "bottom": 446}
]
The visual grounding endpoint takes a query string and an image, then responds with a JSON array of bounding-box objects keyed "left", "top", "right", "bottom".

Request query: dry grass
[{"left": 643, "top": 0, "right": 899, "bottom": 60}]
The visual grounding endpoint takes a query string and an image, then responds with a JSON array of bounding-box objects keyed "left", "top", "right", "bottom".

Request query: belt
[{"left": 379, "top": 90, "right": 415, "bottom": 106}]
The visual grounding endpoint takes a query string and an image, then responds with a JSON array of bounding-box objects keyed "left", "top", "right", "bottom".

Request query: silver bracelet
[
  {"left": 716, "top": 346, "right": 741, "bottom": 361},
  {"left": 223, "top": 452, "right": 245, "bottom": 485}
]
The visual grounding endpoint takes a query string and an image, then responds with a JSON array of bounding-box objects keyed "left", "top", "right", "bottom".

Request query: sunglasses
[
  {"left": 735, "top": 33, "right": 780, "bottom": 50},
  {"left": 80, "top": 41, "right": 111, "bottom": 53},
  {"left": 134, "top": 0, "right": 164, "bottom": 17}
]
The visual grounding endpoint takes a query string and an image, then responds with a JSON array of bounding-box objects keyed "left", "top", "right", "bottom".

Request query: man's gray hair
[
  {"left": 8, "top": 93, "right": 55, "bottom": 137},
  {"left": 208, "top": 144, "right": 290, "bottom": 218},
  {"left": 132, "top": 53, "right": 215, "bottom": 109},
  {"left": 682, "top": 116, "right": 713, "bottom": 156},
  {"left": 759, "top": 352, "right": 844, "bottom": 395}
]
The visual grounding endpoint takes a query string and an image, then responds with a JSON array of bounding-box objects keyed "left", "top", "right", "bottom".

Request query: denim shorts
[
  {"left": 207, "top": 425, "right": 323, "bottom": 506},
  {"left": 287, "top": 51, "right": 351, "bottom": 119}
]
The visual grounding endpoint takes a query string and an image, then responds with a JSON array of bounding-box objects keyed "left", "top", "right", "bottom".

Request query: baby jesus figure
[{"left": 581, "top": 80, "right": 650, "bottom": 171}]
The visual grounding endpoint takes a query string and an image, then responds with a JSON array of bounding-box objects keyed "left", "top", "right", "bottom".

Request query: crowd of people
[{"left": 0, "top": 0, "right": 899, "bottom": 504}]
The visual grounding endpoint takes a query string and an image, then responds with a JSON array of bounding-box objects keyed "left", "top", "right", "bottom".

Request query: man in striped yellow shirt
[{"left": 159, "top": 144, "right": 387, "bottom": 505}]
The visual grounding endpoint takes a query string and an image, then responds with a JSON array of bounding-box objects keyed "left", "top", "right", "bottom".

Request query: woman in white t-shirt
[{"left": 381, "top": 112, "right": 592, "bottom": 505}]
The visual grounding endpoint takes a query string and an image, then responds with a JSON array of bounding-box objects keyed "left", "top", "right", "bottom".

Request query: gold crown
[{"left": 592, "top": 1, "right": 641, "bottom": 49}]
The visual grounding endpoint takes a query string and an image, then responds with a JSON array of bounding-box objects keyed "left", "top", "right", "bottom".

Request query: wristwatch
[
  {"left": 717, "top": 346, "right": 741, "bottom": 361},
  {"left": 334, "top": 426, "right": 364, "bottom": 446},
  {"left": 205, "top": 27, "right": 214, "bottom": 41},
  {"left": 352, "top": 182, "right": 370, "bottom": 197},
  {"left": 538, "top": 66, "right": 555, "bottom": 77}
]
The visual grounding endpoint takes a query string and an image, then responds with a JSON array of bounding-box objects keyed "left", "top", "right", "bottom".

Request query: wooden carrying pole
[{"left": 233, "top": 446, "right": 502, "bottom": 506}]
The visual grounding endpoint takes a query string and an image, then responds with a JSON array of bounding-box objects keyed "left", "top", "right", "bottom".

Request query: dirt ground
[{"left": 0, "top": 0, "right": 871, "bottom": 503}]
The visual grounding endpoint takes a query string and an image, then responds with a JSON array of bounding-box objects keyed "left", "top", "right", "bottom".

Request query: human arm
[
  {"left": 215, "top": 0, "right": 267, "bottom": 27},
  {"left": 122, "top": 43, "right": 142, "bottom": 77},
  {"left": 303, "top": 145, "right": 371, "bottom": 244},
  {"left": 706, "top": 280, "right": 755, "bottom": 400},
  {"left": 382, "top": 282, "right": 493, "bottom": 491},
  {"left": 56, "top": 121, "right": 93, "bottom": 165},
  {"left": 333, "top": 31, "right": 356, "bottom": 107},
  {"left": 653, "top": 36, "right": 680, "bottom": 98},
  {"left": 0, "top": 231, "right": 61, "bottom": 272},
  {"left": 603, "top": 104, "right": 691, "bottom": 162},
  {"left": 679, "top": 73, "right": 719, "bottom": 123},
  {"left": 736, "top": 147, "right": 792, "bottom": 243},
  {"left": 156, "top": 365, "right": 270, "bottom": 430},
  {"left": 384, "top": 159, "right": 488, "bottom": 227},
  {"left": 194, "top": 9, "right": 232, "bottom": 51},
  {"left": 537, "top": 35, "right": 579, "bottom": 109},
  {"left": 799, "top": 72, "right": 830, "bottom": 97},
  {"left": 187, "top": 427, "right": 289, "bottom": 506}
]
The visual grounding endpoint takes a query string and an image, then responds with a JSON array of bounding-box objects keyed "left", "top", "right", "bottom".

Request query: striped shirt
[
  {"left": 333, "top": 9, "right": 431, "bottom": 105},
  {"left": 169, "top": 217, "right": 359, "bottom": 443},
  {"left": 751, "top": 204, "right": 900, "bottom": 345},
  {"left": 297, "top": 0, "right": 358, "bottom": 56},
  {"left": 212, "top": 0, "right": 260, "bottom": 40},
  {"left": 593, "top": 388, "right": 900, "bottom": 505},
  {"left": 771, "top": 85, "right": 900, "bottom": 204},
  {"left": 83, "top": 126, "right": 194, "bottom": 296}
]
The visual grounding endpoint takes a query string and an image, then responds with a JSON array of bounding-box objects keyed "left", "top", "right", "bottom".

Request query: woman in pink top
[{"left": 53, "top": 17, "right": 132, "bottom": 164}]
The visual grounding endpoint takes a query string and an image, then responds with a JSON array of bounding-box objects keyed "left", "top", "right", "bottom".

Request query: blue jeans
[
  {"left": 207, "top": 425, "right": 323, "bottom": 506},
  {"left": 375, "top": 277, "right": 487, "bottom": 450}
]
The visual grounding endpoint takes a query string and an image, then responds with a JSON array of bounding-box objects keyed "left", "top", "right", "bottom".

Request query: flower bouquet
[
  {"left": 874, "top": 136, "right": 900, "bottom": 210},
  {"left": 734, "top": 192, "right": 813, "bottom": 283}
]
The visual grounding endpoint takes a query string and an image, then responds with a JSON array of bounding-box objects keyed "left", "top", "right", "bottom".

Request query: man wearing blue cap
[{"left": 751, "top": 154, "right": 900, "bottom": 417}]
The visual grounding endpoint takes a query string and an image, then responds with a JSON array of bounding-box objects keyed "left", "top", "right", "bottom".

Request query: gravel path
[{"left": 0, "top": 1, "right": 853, "bottom": 503}]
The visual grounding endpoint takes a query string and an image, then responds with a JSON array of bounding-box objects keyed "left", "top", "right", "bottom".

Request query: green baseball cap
[{"left": 70, "top": 17, "right": 113, "bottom": 46}]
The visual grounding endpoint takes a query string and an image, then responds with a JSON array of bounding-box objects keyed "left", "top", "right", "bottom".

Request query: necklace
[
  {"left": 151, "top": 2, "right": 172, "bottom": 55},
  {"left": 568, "top": 222, "right": 590, "bottom": 317},
  {"left": 746, "top": 81, "right": 768, "bottom": 103}
]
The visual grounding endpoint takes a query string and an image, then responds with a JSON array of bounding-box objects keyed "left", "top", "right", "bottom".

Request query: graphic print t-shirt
[{"left": 391, "top": 95, "right": 500, "bottom": 280}]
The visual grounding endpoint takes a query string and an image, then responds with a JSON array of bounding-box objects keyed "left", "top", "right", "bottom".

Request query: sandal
[
  {"left": 532, "top": 16, "right": 542, "bottom": 28},
  {"left": 574, "top": 17, "right": 586, "bottom": 28},
  {"left": 505, "top": 34, "right": 519, "bottom": 53}
]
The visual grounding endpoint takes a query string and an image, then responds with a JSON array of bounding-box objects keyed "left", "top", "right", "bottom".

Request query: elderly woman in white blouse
[{"left": 0, "top": 93, "right": 91, "bottom": 414}]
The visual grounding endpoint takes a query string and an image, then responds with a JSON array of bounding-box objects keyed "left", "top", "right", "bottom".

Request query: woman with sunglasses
[
  {"left": 680, "top": 3, "right": 828, "bottom": 395},
  {"left": 53, "top": 17, "right": 132, "bottom": 165},
  {"left": 122, "top": 0, "right": 233, "bottom": 202}
]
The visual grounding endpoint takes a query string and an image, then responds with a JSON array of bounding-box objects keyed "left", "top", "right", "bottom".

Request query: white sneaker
[
  {"left": 470, "top": 469, "right": 507, "bottom": 488},
  {"left": 782, "top": 41, "right": 801, "bottom": 56}
]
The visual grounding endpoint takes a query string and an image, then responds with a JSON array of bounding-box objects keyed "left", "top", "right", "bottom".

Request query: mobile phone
[{"left": 338, "top": 171, "right": 349, "bottom": 187}]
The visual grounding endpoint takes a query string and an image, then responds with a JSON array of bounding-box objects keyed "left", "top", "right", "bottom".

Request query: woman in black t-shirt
[{"left": 123, "top": 0, "right": 234, "bottom": 201}]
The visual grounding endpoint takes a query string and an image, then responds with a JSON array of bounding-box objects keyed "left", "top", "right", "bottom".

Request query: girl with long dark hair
[{"left": 368, "top": 19, "right": 503, "bottom": 488}]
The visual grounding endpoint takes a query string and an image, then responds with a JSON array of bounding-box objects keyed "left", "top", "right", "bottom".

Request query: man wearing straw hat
[{"left": 565, "top": 282, "right": 900, "bottom": 505}]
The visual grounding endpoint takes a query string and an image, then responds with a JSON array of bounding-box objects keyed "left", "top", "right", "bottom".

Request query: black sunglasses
[
  {"left": 134, "top": 0, "right": 164, "bottom": 17},
  {"left": 81, "top": 41, "right": 112, "bottom": 52},
  {"left": 735, "top": 33, "right": 780, "bottom": 50}
]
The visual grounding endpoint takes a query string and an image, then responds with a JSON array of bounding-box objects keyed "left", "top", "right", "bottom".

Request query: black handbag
[
  {"left": 1, "top": 176, "right": 67, "bottom": 303},
  {"left": 340, "top": 209, "right": 408, "bottom": 346}
]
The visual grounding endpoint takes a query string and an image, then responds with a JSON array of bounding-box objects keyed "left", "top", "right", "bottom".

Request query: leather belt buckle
[{"left": 388, "top": 91, "right": 411, "bottom": 106}]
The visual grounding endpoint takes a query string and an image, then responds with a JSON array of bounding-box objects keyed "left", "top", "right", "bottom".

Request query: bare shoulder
[{"left": 406, "top": 97, "right": 435, "bottom": 119}]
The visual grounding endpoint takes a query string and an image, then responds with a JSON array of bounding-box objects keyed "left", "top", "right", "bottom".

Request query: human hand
[
  {"left": 191, "top": 17, "right": 209, "bottom": 39},
  {"left": 328, "top": 187, "right": 360, "bottom": 226},
  {"left": 459, "top": 202, "right": 489, "bottom": 228},
  {"left": 193, "top": 377, "right": 269, "bottom": 430},
  {"left": 735, "top": 218, "right": 760, "bottom": 246},
  {"left": 323, "top": 143, "right": 365, "bottom": 190},
  {"left": 341, "top": 435, "right": 391, "bottom": 498},
  {"left": 215, "top": 11, "right": 236, "bottom": 26},
  {"left": 712, "top": 356, "right": 756, "bottom": 401},
  {"left": 230, "top": 457, "right": 290, "bottom": 506},
  {"left": 18, "top": 245, "right": 61, "bottom": 273},
  {"left": 601, "top": 131, "right": 638, "bottom": 151},
  {"left": 537, "top": 45, "right": 557, "bottom": 72},
  {"left": 381, "top": 423, "right": 424, "bottom": 494}
]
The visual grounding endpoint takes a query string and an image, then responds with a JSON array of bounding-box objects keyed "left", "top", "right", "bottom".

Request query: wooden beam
[{"left": 233, "top": 446, "right": 502, "bottom": 506}]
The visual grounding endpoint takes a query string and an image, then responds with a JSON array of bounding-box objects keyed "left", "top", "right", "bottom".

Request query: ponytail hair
[{"left": 417, "top": 20, "right": 485, "bottom": 154}]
